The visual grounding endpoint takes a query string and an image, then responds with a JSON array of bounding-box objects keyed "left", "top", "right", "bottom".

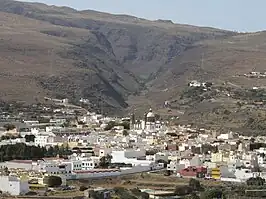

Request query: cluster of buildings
[
  {"left": 244, "top": 71, "right": 266, "bottom": 78},
  {"left": 0, "top": 98, "right": 266, "bottom": 196},
  {"left": 0, "top": 105, "right": 168, "bottom": 195},
  {"left": 166, "top": 130, "right": 266, "bottom": 183}
]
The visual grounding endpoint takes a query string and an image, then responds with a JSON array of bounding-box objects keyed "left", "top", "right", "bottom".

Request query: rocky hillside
[{"left": 2, "top": 0, "right": 266, "bottom": 124}]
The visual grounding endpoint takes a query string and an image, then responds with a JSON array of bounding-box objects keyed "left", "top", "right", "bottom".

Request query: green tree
[
  {"left": 114, "top": 187, "right": 137, "bottom": 199},
  {"left": 175, "top": 186, "right": 193, "bottom": 196},
  {"left": 247, "top": 177, "right": 265, "bottom": 186},
  {"left": 122, "top": 130, "right": 129, "bottom": 136},
  {"left": 99, "top": 154, "right": 112, "bottom": 168},
  {"left": 79, "top": 185, "right": 88, "bottom": 191},
  {"left": 185, "top": 192, "right": 200, "bottom": 199},
  {"left": 104, "top": 121, "right": 116, "bottom": 131},
  {"left": 106, "top": 154, "right": 112, "bottom": 164},
  {"left": 4, "top": 167, "right": 10, "bottom": 176},
  {"left": 0, "top": 143, "right": 62, "bottom": 162},
  {"left": 131, "top": 188, "right": 149, "bottom": 199},
  {"left": 46, "top": 146, "right": 55, "bottom": 157},
  {"left": 189, "top": 178, "right": 203, "bottom": 191},
  {"left": 3, "top": 124, "right": 16, "bottom": 131},
  {"left": 121, "top": 121, "right": 130, "bottom": 130},
  {"left": 0, "top": 152, "right": 4, "bottom": 162},
  {"left": 205, "top": 82, "right": 213, "bottom": 88},
  {"left": 200, "top": 189, "right": 225, "bottom": 199},
  {"left": 43, "top": 176, "right": 62, "bottom": 187}
]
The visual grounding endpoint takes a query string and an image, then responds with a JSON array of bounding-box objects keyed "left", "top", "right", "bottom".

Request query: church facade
[{"left": 130, "top": 109, "right": 163, "bottom": 132}]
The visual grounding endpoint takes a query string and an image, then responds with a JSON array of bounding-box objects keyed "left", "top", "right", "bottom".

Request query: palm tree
[{"left": 99, "top": 154, "right": 112, "bottom": 168}]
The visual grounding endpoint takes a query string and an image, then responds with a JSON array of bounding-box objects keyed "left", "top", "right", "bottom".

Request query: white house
[
  {"left": 80, "top": 157, "right": 100, "bottom": 170},
  {"left": 234, "top": 169, "right": 256, "bottom": 181},
  {"left": 34, "top": 132, "right": 56, "bottom": 147},
  {"left": 0, "top": 175, "right": 29, "bottom": 196},
  {"left": 167, "top": 161, "right": 185, "bottom": 173},
  {"left": 38, "top": 160, "right": 73, "bottom": 176},
  {"left": 111, "top": 149, "right": 154, "bottom": 166},
  {"left": 146, "top": 152, "right": 168, "bottom": 162},
  {"left": 189, "top": 80, "right": 202, "bottom": 87},
  {"left": 217, "top": 132, "right": 235, "bottom": 140}
]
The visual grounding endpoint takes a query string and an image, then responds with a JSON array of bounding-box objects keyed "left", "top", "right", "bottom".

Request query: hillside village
[
  {"left": 0, "top": 98, "right": 266, "bottom": 198},
  {"left": 2, "top": 0, "right": 266, "bottom": 198}
]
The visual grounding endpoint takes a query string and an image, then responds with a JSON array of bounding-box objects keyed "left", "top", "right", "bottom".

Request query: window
[{"left": 59, "top": 165, "right": 65, "bottom": 169}]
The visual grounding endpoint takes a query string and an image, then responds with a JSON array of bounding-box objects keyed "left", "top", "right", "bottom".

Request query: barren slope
[
  {"left": 147, "top": 32, "right": 266, "bottom": 104},
  {"left": 0, "top": 0, "right": 237, "bottom": 115}
]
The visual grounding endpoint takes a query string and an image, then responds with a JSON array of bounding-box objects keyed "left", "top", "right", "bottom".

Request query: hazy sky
[{"left": 21, "top": 0, "right": 266, "bottom": 32}]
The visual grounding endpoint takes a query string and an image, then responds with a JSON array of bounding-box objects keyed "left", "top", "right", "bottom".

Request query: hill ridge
[{"left": 3, "top": 0, "right": 266, "bottom": 135}]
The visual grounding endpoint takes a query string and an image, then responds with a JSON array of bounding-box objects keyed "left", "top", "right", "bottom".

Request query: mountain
[
  {"left": 0, "top": 0, "right": 234, "bottom": 113},
  {"left": 2, "top": 0, "right": 266, "bottom": 132}
]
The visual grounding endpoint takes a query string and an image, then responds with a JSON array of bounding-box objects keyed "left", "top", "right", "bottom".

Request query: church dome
[{"left": 146, "top": 108, "right": 155, "bottom": 118}]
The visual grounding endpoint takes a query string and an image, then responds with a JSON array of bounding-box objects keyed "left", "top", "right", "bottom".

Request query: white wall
[
  {"left": 120, "top": 166, "right": 151, "bottom": 175},
  {"left": 220, "top": 177, "right": 242, "bottom": 183},
  {"left": 99, "top": 148, "right": 112, "bottom": 157},
  {"left": 20, "top": 181, "right": 29, "bottom": 195},
  {"left": 0, "top": 176, "right": 29, "bottom": 196},
  {"left": 71, "top": 171, "right": 121, "bottom": 180},
  {"left": 124, "top": 150, "right": 145, "bottom": 158},
  {"left": 0, "top": 161, "right": 33, "bottom": 171},
  {"left": 235, "top": 169, "right": 255, "bottom": 181}
]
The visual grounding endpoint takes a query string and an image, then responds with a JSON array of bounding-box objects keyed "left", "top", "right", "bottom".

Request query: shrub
[
  {"left": 189, "top": 178, "right": 203, "bottom": 191},
  {"left": 175, "top": 185, "right": 193, "bottom": 196},
  {"left": 79, "top": 185, "right": 88, "bottom": 191},
  {"left": 3, "top": 123, "right": 16, "bottom": 131},
  {"left": 25, "top": 191, "right": 37, "bottom": 196},
  {"left": 43, "top": 176, "right": 62, "bottom": 187},
  {"left": 247, "top": 177, "right": 265, "bottom": 186},
  {"left": 200, "top": 188, "right": 225, "bottom": 199}
]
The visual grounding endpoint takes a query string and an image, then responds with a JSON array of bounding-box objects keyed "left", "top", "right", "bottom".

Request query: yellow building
[{"left": 211, "top": 168, "right": 221, "bottom": 180}]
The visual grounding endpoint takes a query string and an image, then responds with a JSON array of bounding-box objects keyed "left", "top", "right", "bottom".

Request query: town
[{"left": 0, "top": 97, "right": 265, "bottom": 199}]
